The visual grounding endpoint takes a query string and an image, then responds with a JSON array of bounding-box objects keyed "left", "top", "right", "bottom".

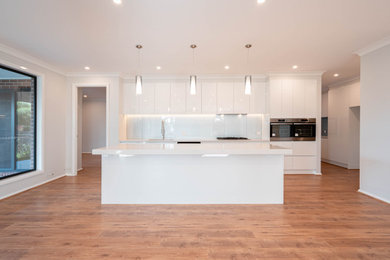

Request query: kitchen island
[{"left": 93, "top": 142, "right": 291, "bottom": 204}]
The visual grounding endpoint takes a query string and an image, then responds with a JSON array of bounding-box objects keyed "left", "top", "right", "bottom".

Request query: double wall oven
[{"left": 270, "top": 118, "right": 316, "bottom": 141}]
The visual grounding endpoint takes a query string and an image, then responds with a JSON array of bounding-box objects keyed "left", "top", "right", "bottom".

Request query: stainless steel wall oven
[{"left": 270, "top": 118, "right": 316, "bottom": 141}]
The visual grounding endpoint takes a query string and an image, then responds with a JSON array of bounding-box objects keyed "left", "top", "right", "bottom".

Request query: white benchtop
[
  {"left": 121, "top": 138, "right": 265, "bottom": 143},
  {"left": 93, "top": 142, "right": 292, "bottom": 156}
]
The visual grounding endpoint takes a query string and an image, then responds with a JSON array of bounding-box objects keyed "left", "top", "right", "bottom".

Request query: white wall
[
  {"left": 323, "top": 80, "right": 360, "bottom": 168},
  {"left": 82, "top": 97, "right": 106, "bottom": 153},
  {"left": 348, "top": 107, "right": 360, "bottom": 169},
  {"left": 77, "top": 88, "right": 83, "bottom": 170},
  {"left": 359, "top": 43, "right": 390, "bottom": 203},
  {"left": 321, "top": 92, "right": 329, "bottom": 161},
  {"left": 321, "top": 91, "right": 328, "bottom": 117},
  {"left": 0, "top": 45, "right": 67, "bottom": 199}
]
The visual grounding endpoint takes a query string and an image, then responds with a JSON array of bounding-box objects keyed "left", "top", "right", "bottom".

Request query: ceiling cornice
[
  {"left": 268, "top": 71, "right": 324, "bottom": 78},
  {"left": 326, "top": 76, "right": 360, "bottom": 90},
  {"left": 66, "top": 72, "right": 121, "bottom": 78},
  {"left": 355, "top": 36, "right": 390, "bottom": 56},
  {"left": 0, "top": 42, "right": 66, "bottom": 75}
]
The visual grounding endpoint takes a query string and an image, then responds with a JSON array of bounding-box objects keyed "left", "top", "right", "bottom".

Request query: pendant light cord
[
  {"left": 246, "top": 47, "right": 249, "bottom": 73},
  {"left": 138, "top": 48, "right": 141, "bottom": 75},
  {"left": 192, "top": 47, "right": 195, "bottom": 74}
]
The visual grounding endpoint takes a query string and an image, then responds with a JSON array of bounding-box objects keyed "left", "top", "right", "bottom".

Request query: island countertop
[{"left": 92, "top": 142, "right": 292, "bottom": 156}]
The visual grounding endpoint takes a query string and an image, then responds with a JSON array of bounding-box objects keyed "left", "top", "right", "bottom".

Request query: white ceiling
[{"left": 0, "top": 0, "right": 390, "bottom": 86}]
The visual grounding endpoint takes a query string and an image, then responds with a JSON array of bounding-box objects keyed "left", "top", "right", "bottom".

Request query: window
[{"left": 0, "top": 65, "right": 37, "bottom": 179}]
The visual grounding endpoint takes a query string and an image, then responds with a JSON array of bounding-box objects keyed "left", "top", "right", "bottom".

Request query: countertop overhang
[{"left": 92, "top": 143, "right": 292, "bottom": 156}]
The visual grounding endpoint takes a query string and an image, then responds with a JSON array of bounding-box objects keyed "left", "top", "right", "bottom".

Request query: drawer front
[
  {"left": 293, "top": 156, "right": 316, "bottom": 170},
  {"left": 271, "top": 141, "right": 293, "bottom": 149},
  {"left": 284, "top": 156, "right": 293, "bottom": 170},
  {"left": 293, "top": 142, "right": 316, "bottom": 156}
]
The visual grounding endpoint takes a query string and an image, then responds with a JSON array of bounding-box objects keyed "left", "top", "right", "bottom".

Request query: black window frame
[{"left": 0, "top": 64, "right": 37, "bottom": 180}]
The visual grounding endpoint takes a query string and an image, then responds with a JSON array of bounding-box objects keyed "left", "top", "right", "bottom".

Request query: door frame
[{"left": 71, "top": 83, "right": 110, "bottom": 176}]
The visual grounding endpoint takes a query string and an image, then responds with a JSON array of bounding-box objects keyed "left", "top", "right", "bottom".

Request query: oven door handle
[
  {"left": 271, "top": 123, "right": 293, "bottom": 125},
  {"left": 293, "top": 123, "right": 316, "bottom": 125}
]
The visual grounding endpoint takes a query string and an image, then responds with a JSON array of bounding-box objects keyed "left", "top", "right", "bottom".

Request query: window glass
[{"left": 0, "top": 65, "right": 36, "bottom": 179}]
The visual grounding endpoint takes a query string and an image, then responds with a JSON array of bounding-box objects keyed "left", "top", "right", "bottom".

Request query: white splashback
[{"left": 126, "top": 114, "right": 269, "bottom": 140}]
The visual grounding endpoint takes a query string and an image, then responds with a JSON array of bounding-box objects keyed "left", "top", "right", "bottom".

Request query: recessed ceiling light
[
  {"left": 334, "top": 73, "right": 339, "bottom": 77},
  {"left": 257, "top": 0, "right": 266, "bottom": 4},
  {"left": 292, "top": 65, "right": 298, "bottom": 69},
  {"left": 224, "top": 65, "right": 230, "bottom": 70},
  {"left": 84, "top": 66, "right": 90, "bottom": 70},
  {"left": 156, "top": 66, "right": 162, "bottom": 70},
  {"left": 20, "top": 66, "right": 27, "bottom": 70},
  {"left": 113, "top": 0, "right": 122, "bottom": 4},
  {"left": 83, "top": 95, "right": 87, "bottom": 98}
]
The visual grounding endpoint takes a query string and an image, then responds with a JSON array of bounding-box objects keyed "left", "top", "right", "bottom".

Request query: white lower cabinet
[
  {"left": 272, "top": 141, "right": 317, "bottom": 173},
  {"left": 284, "top": 156, "right": 293, "bottom": 170},
  {"left": 292, "top": 157, "right": 316, "bottom": 170}
]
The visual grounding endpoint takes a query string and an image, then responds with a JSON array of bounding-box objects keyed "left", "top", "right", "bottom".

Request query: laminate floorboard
[{"left": 0, "top": 154, "right": 389, "bottom": 259}]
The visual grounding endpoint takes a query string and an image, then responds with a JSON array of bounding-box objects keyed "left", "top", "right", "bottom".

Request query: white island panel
[{"left": 101, "top": 154, "right": 284, "bottom": 204}]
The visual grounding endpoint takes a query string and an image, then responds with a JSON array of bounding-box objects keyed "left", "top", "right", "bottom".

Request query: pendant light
[
  {"left": 190, "top": 44, "right": 197, "bottom": 95},
  {"left": 135, "top": 44, "right": 143, "bottom": 95},
  {"left": 244, "top": 44, "right": 252, "bottom": 95}
]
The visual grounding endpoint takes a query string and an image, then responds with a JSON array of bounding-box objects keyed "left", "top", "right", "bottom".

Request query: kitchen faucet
[{"left": 161, "top": 119, "right": 165, "bottom": 140}]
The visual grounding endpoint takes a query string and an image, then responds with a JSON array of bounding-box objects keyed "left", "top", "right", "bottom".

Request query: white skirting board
[
  {"left": 0, "top": 173, "right": 65, "bottom": 200},
  {"left": 358, "top": 189, "right": 390, "bottom": 204}
]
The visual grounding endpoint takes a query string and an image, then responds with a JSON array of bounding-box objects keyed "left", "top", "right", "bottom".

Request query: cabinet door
[
  {"left": 304, "top": 79, "right": 317, "bottom": 118},
  {"left": 269, "top": 79, "right": 282, "bottom": 118},
  {"left": 293, "top": 157, "right": 316, "bottom": 170},
  {"left": 281, "top": 79, "right": 293, "bottom": 118},
  {"left": 155, "top": 82, "right": 171, "bottom": 114},
  {"left": 186, "top": 83, "right": 202, "bottom": 113},
  {"left": 292, "top": 79, "right": 305, "bottom": 117},
  {"left": 170, "top": 82, "right": 186, "bottom": 114},
  {"left": 139, "top": 83, "right": 155, "bottom": 114},
  {"left": 233, "top": 82, "right": 250, "bottom": 113},
  {"left": 293, "top": 141, "right": 317, "bottom": 156},
  {"left": 202, "top": 82, "right": 217, "bottom": 114},
  {"left": 250, "top": 81, "right": 266, "bottom": 114},
  {"left": 217, "top": 82, "right": 234, "bottom": 113},
  {"left": 123, "top": 83, "right": 139, "bottom": 114},
  {"left": 284, "top": 156, "right": 293, "bottom": 170}
]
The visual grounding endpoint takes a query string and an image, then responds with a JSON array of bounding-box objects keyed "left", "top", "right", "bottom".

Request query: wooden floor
[{"left": 1, "top": 154, "right": 389, "bottom": 260}]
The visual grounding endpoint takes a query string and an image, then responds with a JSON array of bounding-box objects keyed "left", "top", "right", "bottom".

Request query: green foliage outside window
[{"left": 16, "top": 101, "right": 31, "bottom": 161}]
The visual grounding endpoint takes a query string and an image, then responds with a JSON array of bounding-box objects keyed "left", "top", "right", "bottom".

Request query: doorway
[
  {"left": 72, "top": 84, "right": 109, "bottom": 175},
  {"left": 348, "top": 106, "right": 360, "bottom": 169}
]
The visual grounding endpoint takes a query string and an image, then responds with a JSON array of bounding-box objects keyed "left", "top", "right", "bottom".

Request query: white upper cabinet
[
  {"left": 123, "top": 83, "right": 139, "bottom": 114},
  {"left": 139, "top": 83, "right": 155, "bottom": 114},
  {"left": 304, "top": 79, "right": 317, "bottom": 118},
  {"left": 186, "top": 83, "right": 202, "bottom": 113},
  {"left": 270, "top": 77, "right": 318, "bottom": 118},
  {"left": 202, "top": 82, "right": 217, "bottom": 114},
  {"left": 250, "top": 81, "right": 267, "bottom": 114},
  {"left": 155, "top": 82, "right": 171, "bottom": 114},
  {"left": 292, "top": 79, "right": 305, "bottom": 117},
  {"left": 170, "top": 82, "right": 186, "bottom": 114},
  {"left": 281, "top": 79, "right": 293, "bottom": 118},
  {"left": 233, "top": 82, "right": 250, "bottom": 113},
  {"left": 269, "top": 79, "right": 283, "bottom": 118},
  {"left": 217, "top": 82, "right": 234, "bottom": 113}
]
